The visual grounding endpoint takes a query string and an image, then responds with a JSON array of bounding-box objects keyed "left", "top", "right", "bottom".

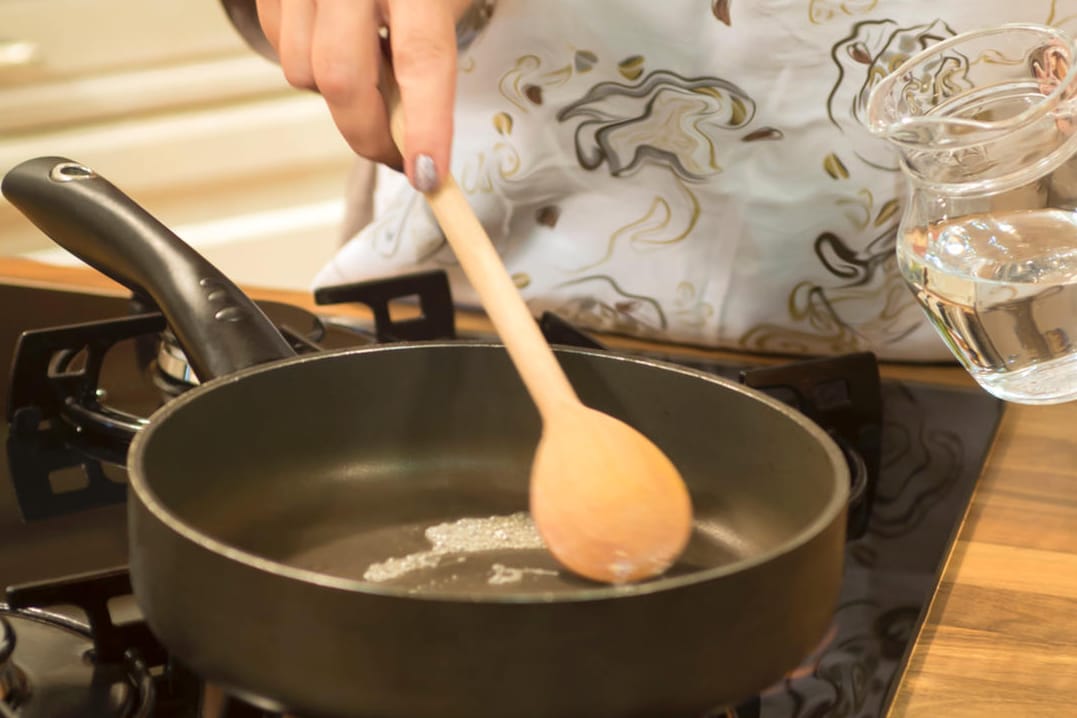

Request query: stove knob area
[
  {"left": 0, "top": 617, "right": 29, "bottom": 708},
  {"left": 0, "top": 610, "right": 152, "bottom": 718}
]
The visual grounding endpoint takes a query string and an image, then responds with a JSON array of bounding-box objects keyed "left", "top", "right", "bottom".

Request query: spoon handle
[{"left": 384, "top": 77, "right": 579, "bottom": 417}]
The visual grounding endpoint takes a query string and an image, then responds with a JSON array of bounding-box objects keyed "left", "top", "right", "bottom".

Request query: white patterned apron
[{"left": 312, "top": 0, "right": 1077, "bottom": 360}]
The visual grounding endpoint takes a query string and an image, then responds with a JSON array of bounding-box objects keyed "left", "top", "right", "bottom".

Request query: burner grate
[
  {"left": 315, "top": 269, "right": 457, "bottom": 341},
  {"left": 1, "top": 568, "right": 161, "bottom": 718},
  {"left": 7, "top": 313, "right": 164, "bottom": 444}
]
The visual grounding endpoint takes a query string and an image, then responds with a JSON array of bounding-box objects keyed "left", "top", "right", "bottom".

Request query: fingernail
[{"left": 413, "top": 154, "right": 439, "bottom": 193}]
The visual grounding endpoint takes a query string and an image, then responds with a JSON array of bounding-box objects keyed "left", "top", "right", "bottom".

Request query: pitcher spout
[{"left": 865, "top": 23, "right": 1077, "bottom": 191}]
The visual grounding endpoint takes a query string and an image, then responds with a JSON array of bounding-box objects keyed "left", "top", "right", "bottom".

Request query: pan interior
[
  {"left": 161, "top": 460, "right": 777, "bottom": 596},
  {"left": 135, "top": 345, "right": 846, "bottom": 599}
]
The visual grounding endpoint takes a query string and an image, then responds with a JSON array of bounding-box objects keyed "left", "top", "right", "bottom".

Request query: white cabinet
[{"left": 0, "top": 0, "right": 356, "bottom": 290}]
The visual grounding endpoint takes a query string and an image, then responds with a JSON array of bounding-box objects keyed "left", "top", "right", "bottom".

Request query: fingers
[
  {"left": 259, "top": 0, "right": 392, "bottom": 162},
  {"left": 256, "top": 1, "right": 316, "bottom": 90},
  {"left": 386, "top": 0, "right": 458, "bottom": 192},
  {"left": 256, "top": 0, "right": 458, "bottom": 184},
  {"left": 310, "top": 1, "right": 401, "bottom": 167},
  {"left": 254, "top": 0, "right": 281, "bottom": 53},
  {"left": 277, "top": 1, "right": 316, "bottom": 89}
]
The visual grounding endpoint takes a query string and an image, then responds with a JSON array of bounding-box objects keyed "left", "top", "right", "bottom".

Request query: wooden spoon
[{"left": 384, "top": 78, "right": 693, "bottom": 584}]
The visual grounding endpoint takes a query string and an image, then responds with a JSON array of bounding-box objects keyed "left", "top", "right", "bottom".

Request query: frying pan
[{"left": 2, "top": 157, "right": 849, "bottom": 718}]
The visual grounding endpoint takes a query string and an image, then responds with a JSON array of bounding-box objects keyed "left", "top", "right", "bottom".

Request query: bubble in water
[
  {"left": 487, "top": 563, "right": 559, "bottom": 585},
  {"left": 363, "top": 512, "right": 547, "bottom": 583}
]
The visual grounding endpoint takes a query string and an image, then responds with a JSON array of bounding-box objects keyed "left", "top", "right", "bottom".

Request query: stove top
[{"left": 0, "top": 277, "right": 1004, "bottom": 718}]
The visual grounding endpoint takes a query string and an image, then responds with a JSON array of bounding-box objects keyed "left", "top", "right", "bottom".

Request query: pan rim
[{"left": 127, "top": 341, "right": 849, "bottom": 604}]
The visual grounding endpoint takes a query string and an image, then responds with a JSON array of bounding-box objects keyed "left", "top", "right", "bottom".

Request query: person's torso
[{"left": 318, "top": 0, "right": 1077, "bottom": 360}]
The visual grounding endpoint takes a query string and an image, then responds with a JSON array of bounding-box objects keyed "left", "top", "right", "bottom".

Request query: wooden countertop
[{"left": 1, "top": 256, "right": 1075, "bottom": 716}]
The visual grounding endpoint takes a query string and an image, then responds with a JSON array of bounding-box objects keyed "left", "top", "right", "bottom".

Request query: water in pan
[{"left": 286, "top": 510, "right": 754, "bottom": 594}]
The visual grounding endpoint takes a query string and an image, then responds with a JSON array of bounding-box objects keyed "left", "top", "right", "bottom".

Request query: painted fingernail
[{"left": 413, "top": 154, "right": 439, "bottom": 193}]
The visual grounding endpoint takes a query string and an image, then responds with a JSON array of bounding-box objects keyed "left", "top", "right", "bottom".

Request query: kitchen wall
[{"left": 0, "top": 0, "right": 356, "bottom": 290}]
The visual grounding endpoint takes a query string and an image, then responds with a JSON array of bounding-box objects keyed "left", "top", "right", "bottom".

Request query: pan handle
[{"left": 1, "top": 157, "right": 296, "bottom": 380}]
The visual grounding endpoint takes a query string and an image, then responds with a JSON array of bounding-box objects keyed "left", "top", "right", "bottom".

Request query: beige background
[{"left": 0, "top": 0, "right": 355, "bottom": 289}]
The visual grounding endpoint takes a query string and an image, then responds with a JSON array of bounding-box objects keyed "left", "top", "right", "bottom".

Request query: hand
[{"left": 256, "top": 0, "right": 468, "bottom": 192}]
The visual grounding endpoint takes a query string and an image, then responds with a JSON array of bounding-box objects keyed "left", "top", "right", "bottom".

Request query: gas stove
[{"left": 0, "top": 271, "right": 1003, "bottom": 718}]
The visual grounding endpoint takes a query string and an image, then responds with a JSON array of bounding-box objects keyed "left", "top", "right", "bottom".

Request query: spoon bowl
[{"left": 531, "top": 402, "right": 693, "bottom": 583}]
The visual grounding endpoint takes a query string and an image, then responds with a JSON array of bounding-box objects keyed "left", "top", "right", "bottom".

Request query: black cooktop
[{"left": 0, "top": 281, "right": 1004, "bottom": 718}]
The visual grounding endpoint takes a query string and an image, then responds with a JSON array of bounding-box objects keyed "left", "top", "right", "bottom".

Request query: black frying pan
[{"left": 3, "top": 157, "right": 848, "bottom": 718}]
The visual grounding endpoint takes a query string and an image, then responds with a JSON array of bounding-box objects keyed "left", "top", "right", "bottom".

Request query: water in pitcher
[{"left": 900, "top": 208, "right": 1077, "bottom": 404}]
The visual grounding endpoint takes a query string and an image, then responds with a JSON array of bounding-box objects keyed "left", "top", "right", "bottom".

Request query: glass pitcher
[{"left": 866, "top": 23, "right": 1077, "bottom": 405}]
